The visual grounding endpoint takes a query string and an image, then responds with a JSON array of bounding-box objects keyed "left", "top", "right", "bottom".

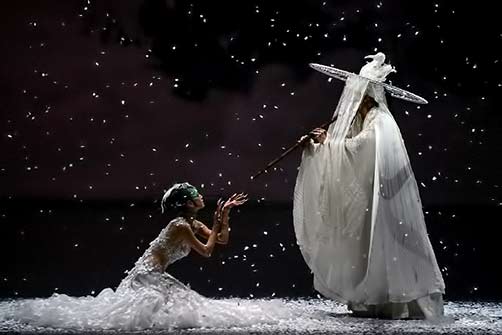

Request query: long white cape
[{"left": 293, "top": 76, "right": 445, "bottom": 317}]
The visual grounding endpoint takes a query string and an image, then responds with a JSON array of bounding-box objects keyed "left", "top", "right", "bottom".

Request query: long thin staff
[{"left": 251, "top": 116, "right": 338, "bottom": 180}]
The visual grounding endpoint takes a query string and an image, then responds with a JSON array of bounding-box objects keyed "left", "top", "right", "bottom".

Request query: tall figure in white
[{"left": 293, "top": 53, "right": 445, "bottom": 319}]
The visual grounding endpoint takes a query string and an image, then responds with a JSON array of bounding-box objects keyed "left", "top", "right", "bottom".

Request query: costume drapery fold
[{"left": 293, "top": 75, "right": 445, "bottom": 318}]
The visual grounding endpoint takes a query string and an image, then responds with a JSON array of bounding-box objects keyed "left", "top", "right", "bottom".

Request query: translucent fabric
[
  {"left": 293, "top": 75, "right": 445, "bottom": 319},
  {"left": 0, "top": 218, "right": 296, "bottom": 330}
]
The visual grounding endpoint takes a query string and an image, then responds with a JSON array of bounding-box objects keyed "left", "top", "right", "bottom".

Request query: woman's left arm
[
  {"left": 194, "top": 194, "right": 247, "bottom": 244},
  {"left": 194, "top": 221, "right": 226, "bottom": 244},
  {"left": 217, "top": 193, "right": 247, "bottom": 244},
  {"left": 216, "top": 206, "right": 231, "bottom": 244}
]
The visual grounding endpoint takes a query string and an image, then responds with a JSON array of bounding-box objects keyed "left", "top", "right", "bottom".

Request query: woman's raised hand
[
  {"left": 213, "top": 198, "right": 224, "bottom": 226},
  {"left": 223, "top": 193, "right": 248, "bottom": 210}
]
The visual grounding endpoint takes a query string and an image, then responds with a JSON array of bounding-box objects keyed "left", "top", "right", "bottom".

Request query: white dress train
[{"left": 0, "top": 217, "right": 294, "bottom": 330}]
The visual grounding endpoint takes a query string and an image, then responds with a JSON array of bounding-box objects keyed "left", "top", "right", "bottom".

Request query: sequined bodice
[{"left": 126, "top": 217, "right": 192, "bottom": 275}]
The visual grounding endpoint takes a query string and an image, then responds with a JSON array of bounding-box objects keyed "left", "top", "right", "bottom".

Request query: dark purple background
[
  {"left": 1, "top": 0, "right": 501, "bottom": 300},
  {"left": 1, "top": 0, "right": 500, "bottom": 205}
]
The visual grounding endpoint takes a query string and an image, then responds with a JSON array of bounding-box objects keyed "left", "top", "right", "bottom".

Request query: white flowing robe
[{"left": 293, "top": 77, "right": 445, "bottom": 318}]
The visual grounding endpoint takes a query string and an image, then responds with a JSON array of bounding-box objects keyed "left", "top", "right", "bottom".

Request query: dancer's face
[
  {"left": 188, "top": 194, "right": 205, "bottom": 210},
  {"left": 358, "top": 95, "right": 376, "bottom": 118}
]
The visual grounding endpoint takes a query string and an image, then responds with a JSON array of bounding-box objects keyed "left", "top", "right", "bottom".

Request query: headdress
[
  {"left": 161, "top": 182, "right": 199, "bottom": 213},
  {"left": 309, "top": 52, "right": 428, "bottom": 104}
]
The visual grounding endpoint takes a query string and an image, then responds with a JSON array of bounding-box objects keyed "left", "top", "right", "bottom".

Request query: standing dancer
[{"left": 293, "top": 53, "right": 445, "bottom": 319}]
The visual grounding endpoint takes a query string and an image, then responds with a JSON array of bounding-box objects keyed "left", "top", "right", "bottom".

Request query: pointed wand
[{"left": 250, "top": 116, "right": 338, "bottom": 180}]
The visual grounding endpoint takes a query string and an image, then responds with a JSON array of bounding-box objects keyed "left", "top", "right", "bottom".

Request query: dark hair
[
  {"left": 364, "top": 95, "right": 379, "bottom": 109},
  {"left": 161, "top": 182, "right": 199, "bottom": 213}
]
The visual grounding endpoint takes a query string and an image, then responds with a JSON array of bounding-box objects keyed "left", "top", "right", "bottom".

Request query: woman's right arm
[
  {"left": 179, "top": 207, "right": 222, "bottom": 257},
  {"left": 300, "top": 128, "right": 328, "bottom": 156}
]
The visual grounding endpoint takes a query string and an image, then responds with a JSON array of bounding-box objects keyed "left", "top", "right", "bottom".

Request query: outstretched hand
[
  {"left": 223, "top": 193, "right": 248, "bottom": 210},
  {"left": 213, "top": 198, "right": 224, "bottom": 226}
]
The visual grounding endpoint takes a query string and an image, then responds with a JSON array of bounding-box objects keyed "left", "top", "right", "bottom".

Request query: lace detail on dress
[
  {"left": 0, "top": 216, "right": 298, "bottom": 330},
  {"left": 118, "top": 217, "right": 191, "bottom": 292},
  {"left": 150, "top": 217, "right": 192, "bottom": 268},
  {"left": 345, "top": 108, "right": 377, "bottom": 154}
]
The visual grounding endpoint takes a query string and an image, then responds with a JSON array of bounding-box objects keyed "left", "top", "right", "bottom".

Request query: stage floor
[{"left": 1, "top": 299, "right": 501, "bottom": 335}]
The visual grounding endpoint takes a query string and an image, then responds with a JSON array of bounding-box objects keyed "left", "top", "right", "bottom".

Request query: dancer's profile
[{"left": 0, "top": 183, "right": 295, "bottom": 330}]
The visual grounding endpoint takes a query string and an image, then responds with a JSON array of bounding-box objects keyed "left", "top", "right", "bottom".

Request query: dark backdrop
[
  {"left": 1, "top": 0, "right": 501, "bottom": 300},
  {"left": 1, "top": 198, "right": 501, "bottom": 301}
]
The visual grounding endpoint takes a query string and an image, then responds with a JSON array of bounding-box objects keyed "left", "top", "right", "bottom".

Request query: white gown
[
  {"left": 293, "top": 94, "right": 445, "bottom": 319},
  {"left": 0, "top": 217, "right": 294, "bottom": 330}
]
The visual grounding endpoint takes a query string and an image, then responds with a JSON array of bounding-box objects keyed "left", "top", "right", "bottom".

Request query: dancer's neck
[{"left": 180, "top": 211, "right": 197, "bottom": 224}]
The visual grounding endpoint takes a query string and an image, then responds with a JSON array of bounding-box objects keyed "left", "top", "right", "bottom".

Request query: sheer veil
[{"left": 293, "top": 54, "right": 445, "bottom": 307}]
